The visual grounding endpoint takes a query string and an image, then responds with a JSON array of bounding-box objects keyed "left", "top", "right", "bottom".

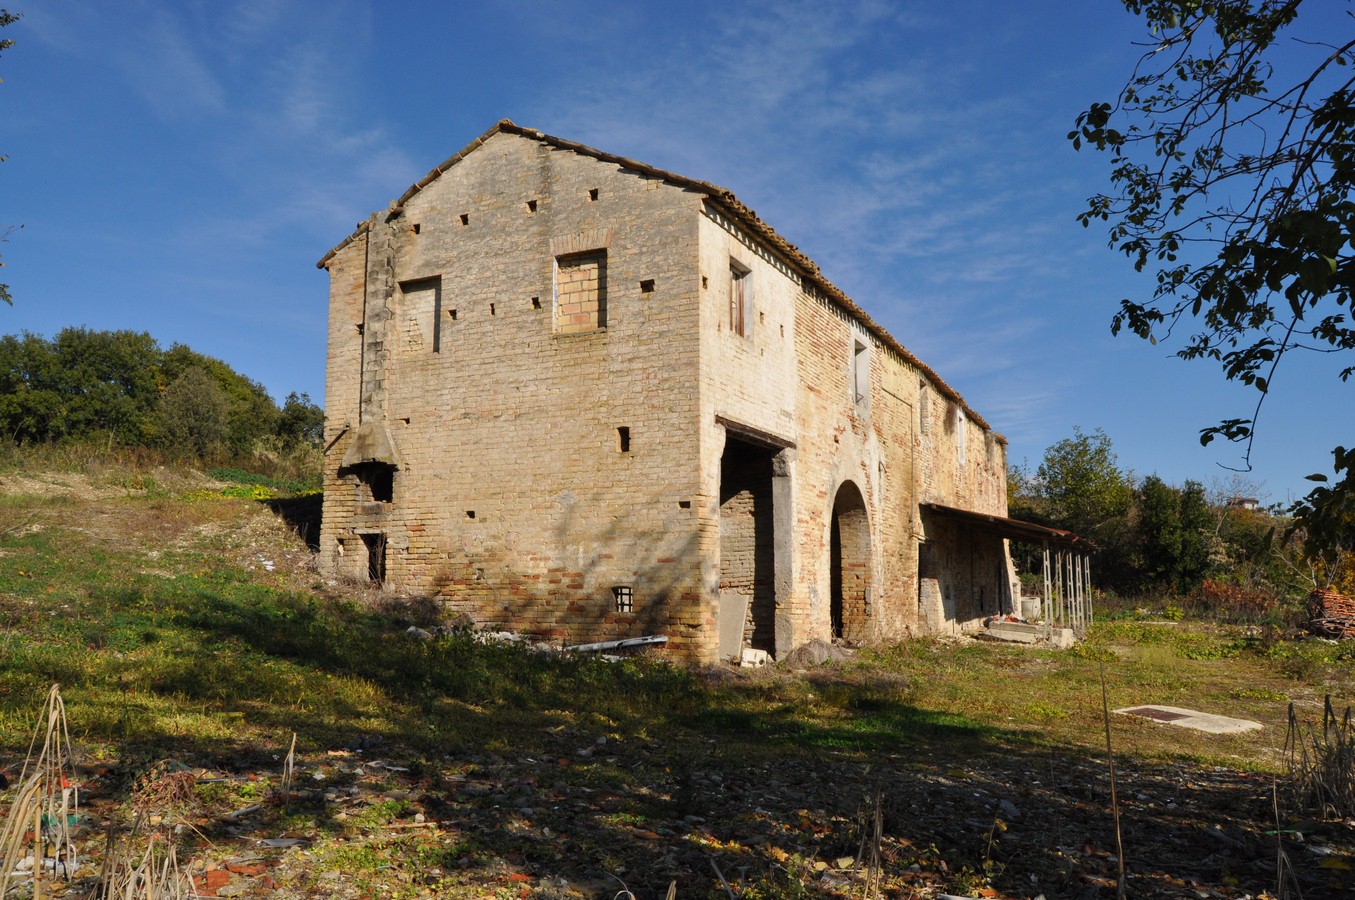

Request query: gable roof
[{"left": 318, "top": 119, "right": 998, "bottom": 436}]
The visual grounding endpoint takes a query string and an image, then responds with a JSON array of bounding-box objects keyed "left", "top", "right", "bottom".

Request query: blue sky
[{"left": 2, "top": 0, "right": 1347, "bottom": 504}]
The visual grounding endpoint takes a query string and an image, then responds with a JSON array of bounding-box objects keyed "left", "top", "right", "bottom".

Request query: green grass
[
  {"left": 10, "top": 465, "right": 1355, "bottom": 899},
  {"left": 3, "top": 494, "right": 1352, "bottom": 773}
]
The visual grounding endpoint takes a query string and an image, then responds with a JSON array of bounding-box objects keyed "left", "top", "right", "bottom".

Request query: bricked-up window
[
  {"left": 399, "top": 277, "right": 441, "bottom": 353},
  {"left": 729, "top": 260, "right": 752, "bottom": 337},
  {"left": 612, "top": 585, "right": 634, "bottom": 612},
  {"left": 554, "top": 250, "right": 607, "bottom": 334}
]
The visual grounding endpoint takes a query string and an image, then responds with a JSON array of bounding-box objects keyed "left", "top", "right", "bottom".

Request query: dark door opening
[
  {"left": 362, "top": 533, "right": 387, "bottom": 585},
  {"left": 718, "top": 437, "right": 777, "bottom": 656}
]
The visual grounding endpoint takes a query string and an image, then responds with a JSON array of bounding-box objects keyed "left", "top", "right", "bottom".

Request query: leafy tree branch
[{"left": 1074, "top": 0, "right": 1355, "bottom": 551}]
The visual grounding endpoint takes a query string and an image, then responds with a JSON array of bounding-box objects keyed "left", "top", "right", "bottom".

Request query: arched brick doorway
[{"left": 830, "top": 481, "right": 871, "bottom": 643}]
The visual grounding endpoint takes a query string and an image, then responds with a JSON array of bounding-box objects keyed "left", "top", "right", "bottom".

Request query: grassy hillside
[{"left": 0, "top": 457, "right": 1352, "bottom": 898}]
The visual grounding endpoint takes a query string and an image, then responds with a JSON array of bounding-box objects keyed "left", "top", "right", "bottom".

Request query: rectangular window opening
[
  {"left": 730, "top": 261, "right": 751, "bottom": 338},
  {"left": 353, "top": 463, "right": 395, "bottom": 503},
  {"left": 459, "top": 213, "right": 469, "bottom": 226},
  {"left": 553, "top": 250, "right": 607, "bottom": 333},
  {"left": 678, "top": 499, "right": 692, "bottom": 509},
  {"left": 588, "top": 188, "right": 599, "bottom": 201},
  {"left": 617, "top": 426, "right": 631, "bottom": 453},
  {"left": 640, "top": 279, "right": 655, "bottom": 294},
  {"left": 612, "top": 585, "right": 634, "bottom": 613}
]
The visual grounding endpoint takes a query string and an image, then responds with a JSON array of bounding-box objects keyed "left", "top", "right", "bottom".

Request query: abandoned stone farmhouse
[{"left": 317, "top": 119, "right": 1049, "bottom": 663}]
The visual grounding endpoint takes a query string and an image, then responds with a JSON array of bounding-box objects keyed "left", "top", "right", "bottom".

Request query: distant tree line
[
  {"left": 1009, "top": 427, "right": 1352, "bottom": 616},
  {"left": 0, "top": 327, "right": 323, "bottom": 460}
]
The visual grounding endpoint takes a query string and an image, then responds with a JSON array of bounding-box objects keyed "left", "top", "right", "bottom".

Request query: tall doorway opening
[
  {"left": 719, "top": 437, "right": 777, "bottom": 657},
  {"left": 830, "top": 481, "right": 871, "bottom": 643}
]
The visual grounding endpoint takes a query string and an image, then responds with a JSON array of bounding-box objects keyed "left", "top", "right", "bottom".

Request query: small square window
[
  {"left": 640, "top": 279, "right": 655, "bottom": 294},
  {"left": 459, "top": 213, "right": 469, "bottom": 226},
  {"left": 612, "top": 585, "right": 634, "bottom": 613}
]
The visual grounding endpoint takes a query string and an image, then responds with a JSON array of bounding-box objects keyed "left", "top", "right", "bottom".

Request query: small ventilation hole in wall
[
  {"left": 411, "top": 223, "right": 421, "bottom": 235},
  {"left": 588, "top": 188, "right": 599, "bottom": 201},
  {"left": 701, "top": 275, "right": 708, "bottom": 289},
  {"left": 490, "top": 303, "right": 496, "bottom": 316},
  {"left": 640, "top": 279, "right": 655, "bottom": 293},
  {"left": 678, "top": 500, "right": 692, "bottom": 509},
  {"left": 459, "top": 213, "right": 469, "bottom": 226},
  {"left": 449, "top": 309, "right": 457, "bottom": 320},
  {"left": 355, "top": 323, "right": 364, "bottom": 335},
  {"left": 531, "top": 296, "right": 541, "bottom": 309},
  {"left": 466, "top": 510, "right": 476, "bottom": 519},
  {"left": 400, "top": 417, "right": 410, "bottom": 425},
  {"left": 526, "top": 199, "right": 537, "bottom": 213},
  {"left": 617, "top": 427, "right": 631, "bottom": 453}
]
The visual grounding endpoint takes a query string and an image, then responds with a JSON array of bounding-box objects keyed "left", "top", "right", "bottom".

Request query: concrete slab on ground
[
  {"left": 984, "top": 621, "right": 1077, "bottom": 649},
  {"left": 1114, "top": 705, "right": 1262, "bottom": 734}
]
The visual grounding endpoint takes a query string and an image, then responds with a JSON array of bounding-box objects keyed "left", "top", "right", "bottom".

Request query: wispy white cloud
[{"left": 114, "top": 8, "right": 225, "bottom": 119}]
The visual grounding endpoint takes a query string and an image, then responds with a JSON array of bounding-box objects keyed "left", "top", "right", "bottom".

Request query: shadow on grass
[
  {"left": 1, "top": 521, "right": 1344, "bottom": 899},
  {"left": 260, "top": 494, "right": 322, "bottom": 550}
]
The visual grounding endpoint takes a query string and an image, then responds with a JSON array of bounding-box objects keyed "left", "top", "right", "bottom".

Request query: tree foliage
[
  {"left": 1034, "top": 426, "right": 1134, "bottom": 540},
  {"left": 0, "top": 327, "right": 318, "bottom": 459},
  {"left": 1133, "top": 475, "right": 1213, "bottom": 591},
  {"left": 1072, "top": 0, "right": 1355, "bottom": 551},
  {"left": 277, "top": 392, "right": 325, "bottom": 448},
  {"left": 1010, "top": 429, "right": 1285, "bottom": 598}
]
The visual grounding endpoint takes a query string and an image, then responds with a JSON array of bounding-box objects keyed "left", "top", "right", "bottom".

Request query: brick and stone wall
[
  {"left": 320, "top": 131, "right": 710, "bottom": 656},
  {"left": 320, "top": 124, "right": 1013, "bottom": 661}
]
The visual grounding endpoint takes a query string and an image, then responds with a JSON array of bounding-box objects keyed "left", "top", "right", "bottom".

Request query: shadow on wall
[{"left": 429, "top": 490, "right": 707, "bottom": 651}]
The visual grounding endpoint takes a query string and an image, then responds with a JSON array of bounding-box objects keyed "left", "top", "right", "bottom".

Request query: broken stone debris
[{"left": 981, "top": 616, "right": 1077, "bottom": 649}]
